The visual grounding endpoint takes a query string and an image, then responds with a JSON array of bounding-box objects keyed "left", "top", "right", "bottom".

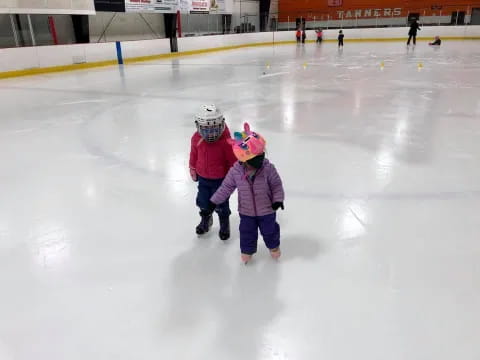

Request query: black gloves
[
  {"left": 206, "top": 201, "right": 216, "bottom": 213},
  {"left": 272, "top": 202, "right": 284, "bottom": 211}
]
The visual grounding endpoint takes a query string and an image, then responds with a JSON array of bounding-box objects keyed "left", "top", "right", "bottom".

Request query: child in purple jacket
[{"left": 209, "top": 123, "right": 285, "bottom": 264}]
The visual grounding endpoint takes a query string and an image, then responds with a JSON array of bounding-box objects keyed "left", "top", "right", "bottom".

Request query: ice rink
[{"left": 1, "top": 40, "right": 480, "bottom": 360}]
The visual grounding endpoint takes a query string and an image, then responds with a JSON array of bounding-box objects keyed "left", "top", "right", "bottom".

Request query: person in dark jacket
[
  {"left": 429, "top": 36, "right": 442, "bottom": 46},
  {"left": 407, "top": 19, "right": 421, "bottom": 45},
  {"left": 338, "top": 30, "right": 344, "bottom": 48},
  {"left": 301, "top": 29, "right": 306, "bottom": 44}
]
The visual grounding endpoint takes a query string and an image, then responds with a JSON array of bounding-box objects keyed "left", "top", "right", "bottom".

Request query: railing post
[
  {"left": 9, "top": 14, "right": 20, "bottom": 47},
  {"left": 27, "top": 14, "right": 36, "bottom": 46}
]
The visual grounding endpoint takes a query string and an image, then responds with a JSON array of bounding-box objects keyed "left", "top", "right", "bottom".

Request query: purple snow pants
[{"left": 239, "top": 213, "right": 280, "bottom": 255}]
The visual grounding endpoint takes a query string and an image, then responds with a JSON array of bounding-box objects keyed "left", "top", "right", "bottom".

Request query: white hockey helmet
[{"left": 195, "top": 104, "right": 226, "bottom": 142}]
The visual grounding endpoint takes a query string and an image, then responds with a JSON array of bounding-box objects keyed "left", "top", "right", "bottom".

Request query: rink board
[{"left": 1, "top": 26, "right": 480, "bottom": 79}]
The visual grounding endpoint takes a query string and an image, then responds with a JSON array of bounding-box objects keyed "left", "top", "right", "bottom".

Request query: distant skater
[
  {"left": 316, "top": 28, "right": 323, "bottom": 43},
  {"left": 338, "top": 30, "right": 344, "bottom": 48},
  {"left": 301, "top": 29, "right": 306, "bottom": 44},
  {"left": 407, "top": 19, "right": 421, "bottom": 45},
  {"left": 296, "top": 28, "right": 301, "bottom": 43},
  {"left": 429, "top": 36, "right": 442, "bottom": 46}
]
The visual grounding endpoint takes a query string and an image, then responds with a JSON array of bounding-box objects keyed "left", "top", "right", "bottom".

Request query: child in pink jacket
[{"left": 209, "top": 123, "right": 285, "bottom": 264}]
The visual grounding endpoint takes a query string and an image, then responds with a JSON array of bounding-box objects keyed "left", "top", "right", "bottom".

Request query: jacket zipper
[
  {"left": 205, "top": 143, "right": 209, "bottom": 178},
  {"left": 246, "top": 167, "right": 264, "bottom": 217},
  {"left": 248, "top": 180, "right": 257, "bottom": 217}
]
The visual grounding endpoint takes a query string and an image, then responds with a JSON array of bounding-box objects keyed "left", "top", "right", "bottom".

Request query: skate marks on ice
[
  {"left": 212, "top": 263, "right": 284, "bottom": 360},
  {"left": 214, "top": 236, "right": 323, "bottom": 360},
  {"left": 0, "top": 341, "right": 14, "bottom": 360},
  {"left": 276, "top": 234, "right": 324, "bottom": 263},
  {"left": 286, "top": 188, "right": 480, "bottom": 202},
  {"left": 259, "top": 71, "right": 290, "bottom": 79},
  {"left": 79, "top": 99, "right": 480, "bottom": 204},
  {"left": 159, "top": 239, "right": 282, "bottom": 360},
  {"left": 159, "top": 233, "right": 322, "bottom": 359},
  {"left": 159, "top": 240, "right": 232, "bottom": 359}
]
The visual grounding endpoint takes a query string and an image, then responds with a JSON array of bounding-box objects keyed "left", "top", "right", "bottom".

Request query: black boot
[
  {"left": 218, "top": 216, "right": 230, "bottom": 240},
  {"left": 196, "top": 210, "right": 213, "bottom": 235}
]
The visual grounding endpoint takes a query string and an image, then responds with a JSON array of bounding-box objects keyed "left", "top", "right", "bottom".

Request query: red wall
[{"left": 278, "top": 0, "right": 480, "bottom": 21}]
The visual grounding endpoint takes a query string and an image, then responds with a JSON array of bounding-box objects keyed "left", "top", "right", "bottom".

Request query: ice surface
[{"left": 0, "top": 41, "right": 479, "bottom": 360}]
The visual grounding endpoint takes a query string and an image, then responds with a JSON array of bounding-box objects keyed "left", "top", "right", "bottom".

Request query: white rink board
[
  {"left": 121, "top": 39, "right": 171, "bottom": 59},
  {"left": 1, "top": 41, "right": 480, "bottom": 360},
  {"left": 1, "top": 26, "right": 480, "bottom": 74}
]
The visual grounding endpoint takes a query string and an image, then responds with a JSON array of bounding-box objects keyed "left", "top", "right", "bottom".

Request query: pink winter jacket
[{"left": 210, "top": 159, "right": 285, "bottom": 217}]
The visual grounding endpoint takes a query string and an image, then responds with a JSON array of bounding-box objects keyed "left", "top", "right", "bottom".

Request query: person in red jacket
[{"left": 189, "top": 105, "right": 237, "bottom": 240}]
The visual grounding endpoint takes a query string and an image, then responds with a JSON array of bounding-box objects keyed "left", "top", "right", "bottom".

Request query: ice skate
[
  {"left": 241, "top": 253, "right": 252, "bottom": 264},
  {"left": 218, "top": 216, "right": 230, "bottom": 241},
  {"left": 270, "top": 247, "right": 281, "bottom": 260},
  {"left": 196, "top": 210, "right": 213, "bottom": 235}
]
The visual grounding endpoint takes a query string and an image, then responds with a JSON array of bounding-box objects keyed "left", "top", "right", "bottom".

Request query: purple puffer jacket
[{"left": 211, "top": 159, "right": 285, "bottom": 217}]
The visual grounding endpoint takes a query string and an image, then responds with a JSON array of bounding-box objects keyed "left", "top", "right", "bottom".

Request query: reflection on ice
[{"left": 30, "top": 223, "right": 69, "bottom": 268}]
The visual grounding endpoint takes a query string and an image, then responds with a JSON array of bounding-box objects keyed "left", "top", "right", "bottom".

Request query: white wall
[
  {"left": 0, "top": 0, "right": 95, "bottom": 15},
  {"left": 232, "top": 0, "right": 259, "bottom": 31},
  {"left": 181, "top": 13, "right": 225, "bottom": 36},
  {"left": 0, "top": 42, "right": 116, "bottom": 72},
  {"left": 89, "top": 12, "right": 166, "bottom": 43},
  {"left": 121, "top": 38, "right": 171, "bottom": 59},
  {"left": 181, "top": 1, "right": 259, "bottom": 36},
  {"left": 223, "top": 0, "right": 234, "bottom": 14}
]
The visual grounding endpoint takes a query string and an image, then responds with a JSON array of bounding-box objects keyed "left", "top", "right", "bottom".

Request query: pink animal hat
[{"left": 228, "top": 123, "right": 266, "bottom": 162}]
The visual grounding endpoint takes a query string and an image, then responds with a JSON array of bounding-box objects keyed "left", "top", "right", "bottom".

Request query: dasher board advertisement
[
  {"left": 178, "top": 0, "right": 190, "bottom": 12},
  {"left": 190, "top": 0, "right": 209, "bottom": 13},
  {"left": 178, "top": 0, "right": 230, "bottom": 14},
  {"left": 209, "top": 0, "right": 225, "bottom": 12},
  {"left": 0, "top": 0, "right": 95, "bottom": 14},
  {"left": 125, "top": 0, "right": 178, "bottom": 13}
]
